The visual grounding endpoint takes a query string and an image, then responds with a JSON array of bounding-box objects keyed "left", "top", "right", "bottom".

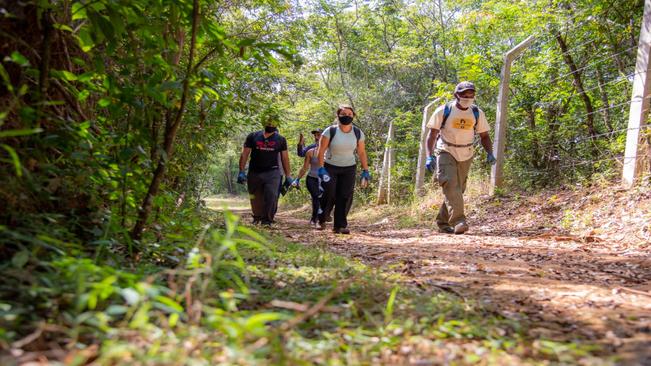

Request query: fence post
[
  {"left": 623, "top": 0, "right": 651, "bottom": 188},
  {"left": 377, "top": 120, "right": 395, "bottom": 204},
  {"left": 490, "top": 36, "right": 534, "bottom": 195},
  {"left": 415, "top": 98, "right": 441, "bottom": 196}
]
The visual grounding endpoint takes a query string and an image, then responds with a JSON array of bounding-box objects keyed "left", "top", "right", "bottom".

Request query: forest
[{"left": 1, "top": 0, "right": 650, "bottom": 364}]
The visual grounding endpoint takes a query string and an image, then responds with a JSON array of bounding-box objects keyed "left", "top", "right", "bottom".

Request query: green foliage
[{"left": 0, "top": 0, "right": 644, "bottom": 363}]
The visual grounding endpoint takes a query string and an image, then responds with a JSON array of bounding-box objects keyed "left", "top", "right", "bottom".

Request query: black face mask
[
  {"left": 265, "top": 126, "right": 278, "bottom": 134},
  {"left": 338, "top": 115, "right": 353, "bottom": 125}
]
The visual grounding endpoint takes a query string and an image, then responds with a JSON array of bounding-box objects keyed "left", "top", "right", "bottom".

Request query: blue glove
[
  {"left": 291, "top": 178, "right": 300, "bottom": 189},
  {"left": 317, "top": 167, "right": 330, "bottom": 182},
  {"left": 487, "top": 152, "right": 497, "bottom": 165},
  {"left": 361, "top": 170, "right": 371, "bottom": 182},
  {"left": 237, "top": 171, "right": 247, "bottom": 184},
  {"left": 283, "top": 176, "right": 294, "bottom": 189},
  {"left": 425, "top": 155, "right": 436, "bottom": 173}
]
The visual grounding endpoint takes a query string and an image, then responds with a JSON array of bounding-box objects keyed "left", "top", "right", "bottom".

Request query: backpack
[
  {"left": 441, "top": 101, "right": 480, "bottom": 131},
  {"left": 438, "top": 101, "right": 480, "bottom": 148},
  {"left": 327, "top": 124, "right": 361, "bottom": 143}
]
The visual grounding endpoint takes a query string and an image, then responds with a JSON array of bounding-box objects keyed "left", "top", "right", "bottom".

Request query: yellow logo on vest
[{"left": 452, "top": 118, "right": 474, "bottom": 130}]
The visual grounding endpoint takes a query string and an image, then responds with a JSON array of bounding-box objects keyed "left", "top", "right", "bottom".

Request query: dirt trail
[{"left": 271, "top": 205, "right": 651, "bottom": 363}]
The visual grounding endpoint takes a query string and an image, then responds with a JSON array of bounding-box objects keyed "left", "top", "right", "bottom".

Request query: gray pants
[
  {"left": 247, "top": 170, "right": 282, "bottom": 224},
  {"left": 436, "top": 152, "right": 473, "bottom": 229}
]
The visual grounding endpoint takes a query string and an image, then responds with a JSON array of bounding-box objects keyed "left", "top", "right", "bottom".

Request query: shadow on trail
[
  {"left": 213, "top": 198, "right": 651, "bottom": 364},
  {"left": 266, "top": 210, "right": 651, "bottom": 365}
]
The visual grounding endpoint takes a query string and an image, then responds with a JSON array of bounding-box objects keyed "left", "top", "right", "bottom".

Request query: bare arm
[
  {"left": 317, "top": 135, "right": 330, "bottom": 168},
  {"left": 357, "top": 140, "right": 369, "bottom": 170},
  {"left": 426, "top": 128, "right": 439, "bottom": 157},
  {"left": 280, "top": 150, "right": 291, "bottom": 177},
  {"left": 297, "top": 149, "right": 312, "bottom": 179},
  {"left": 479, "top": 131, "right": 493, "bottom": 155},
  {"left": 239, "top": 147, "right": 251, "bottom": 171}
]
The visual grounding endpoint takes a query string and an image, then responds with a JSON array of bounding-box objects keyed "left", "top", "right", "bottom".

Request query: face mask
[
  {"left": 457, "top": 97, "right": 475, "bottom": 109},
  {"left": 265, "top": 126, "right": 278, "bottom": 134},
  {"left": 338, "top": 115, "right": 353, "bottom": 125}
]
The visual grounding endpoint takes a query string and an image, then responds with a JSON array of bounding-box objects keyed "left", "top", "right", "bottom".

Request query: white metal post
[
  {"left": 377, "top": 120, "right": 395, "bottom": 204},
  {"left": 415, "top": 98, "right": 441, "bottom": 196},
  {"left": 623, "top": 0, "right": 651, "bottom": 188},
  {"left": 490, "top": 36, "right": 534, "bottom": 195}
]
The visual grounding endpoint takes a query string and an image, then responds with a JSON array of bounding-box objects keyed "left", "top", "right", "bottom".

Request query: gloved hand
[
  {"left": 236, "top": 171, "right": 247, "bottom": 184},
  {"left": 487, "top": 152, "right": 497, "bottom": 165},
  {"left": 425, "top": 155, "right": 436, "bottom": 173},
  {"left": 291, "top": 178, "right": 300, "bottom": 189},
  {"left": 317, "top": 167, "right": 330, "bottom": 182},
  {"left": 360, "top": 170, "right": 371, "bottom": 182},
  {"left": 283, "top": 176, "right": 294, "bottom": 190}
]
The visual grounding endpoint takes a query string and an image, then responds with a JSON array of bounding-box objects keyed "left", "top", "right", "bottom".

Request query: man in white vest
[{"left": 425, "top": 81, "right": 496, "bottom": 234}]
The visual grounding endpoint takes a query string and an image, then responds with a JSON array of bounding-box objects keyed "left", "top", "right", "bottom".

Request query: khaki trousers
[{"left": 436, "top": 152, "right": 473, "bottom": 229}]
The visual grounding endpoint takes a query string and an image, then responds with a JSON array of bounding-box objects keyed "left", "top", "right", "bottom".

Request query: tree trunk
[
  {"left": 38, "top": 10, "right": 53, "bottom": 101},
  {"left": 592, "top": 50, "right": 614, "bottom": 133},
  {"left": 131, "top": 0, "right": 201, "bottom": 241},
  {"left": 415, "top": 99, "right": 439, "bottom": 195},
  {"left": 437, "top": 0, "right": 449, "bottom": 83},
  {"left": 226, "top": 156, "right": 235, "bottom": 195},
  {"left": 555, "top": 33, "right": 598, "bottom": 157},
  {"left": 333, "top": 15, "right": 355, "bottom": 109},
  {"left": 527, "top": 106, "right": 542, "bottom": 169},
  {"left": 377, "top": 120, "right": 394, "bottom": 204}
]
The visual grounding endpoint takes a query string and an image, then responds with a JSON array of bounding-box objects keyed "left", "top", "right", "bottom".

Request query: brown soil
[{"left": 272, "top": 184, "right": 651, "bottom": 364}]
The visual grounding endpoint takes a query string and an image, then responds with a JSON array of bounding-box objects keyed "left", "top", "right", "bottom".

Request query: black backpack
[{"left": 327, "top": 125, "right": 361, "bottom": 143}]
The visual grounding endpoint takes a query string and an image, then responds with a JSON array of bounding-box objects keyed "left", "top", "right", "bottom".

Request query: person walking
[
  {"left": 315, "top": 105, "right": 370, "bottom": 234},
  {"left": 237, "top": 114, "right": 293, "bottom": 226},
  {"left": 425, "top": 81, "right": 496, "bottom": 235},
  {"left": 296, "top": 128, "right": 322, "bottom": 157},
  {"left": 293, "top": 140, "right": 323, "bottom": 227}
]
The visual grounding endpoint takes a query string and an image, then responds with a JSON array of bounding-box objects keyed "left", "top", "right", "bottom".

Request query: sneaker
[
  {"left": 454, "top": 222, "right": 469, "bottom": 235},
  {"left": 325, "top": 215, "right": 333, "bottom": 223},
  {"left": 438, "top": 226, "right": 454, "bottom": 234},
  {"left": 333, "top": 227, "right": 350, "bottom": 234},
  {"left": 309, "top": 220, "right": 317, "bottom": 228},
  {"left": 252, "top": 219, "right": 261, "bottom": 225},
  {"left": 316, "top": 222, "right": 325, "bottom": 230}
]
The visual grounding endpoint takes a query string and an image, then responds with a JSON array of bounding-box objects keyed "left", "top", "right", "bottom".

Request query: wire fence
[{"left": 503, "top": 8, "right": 649, "bottom": 179}]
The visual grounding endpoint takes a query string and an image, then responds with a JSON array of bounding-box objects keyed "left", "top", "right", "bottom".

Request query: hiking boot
[
  {"left": 438, "top": 226, "right": 454, "bottom": 234},
  {"left": 454, "top": 222, "right": 469, "bottom": 235},
  {"left": 333, "top": 227, "right": 350, "bottom": 235}
]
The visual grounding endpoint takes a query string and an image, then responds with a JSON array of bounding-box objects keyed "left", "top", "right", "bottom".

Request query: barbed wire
[
  {"left": 530, "top": 69, "right": 637, "bottom": 109},
  {"left": 550, "top": 45, "right": 637, "bottom": 83},
  {"left": 570, "top": 94, "right": 651, "bottom": 122},
  {"left": 510, "top": 38, "right": 636, "bottom": 85},
  {"left": 558, "top": 151, "right": 651, "bottom": 170},
  {"left": 557, "top": 124, "right": 650, "bottom": 145},
  {"left": 510, "top": 44, "right": 637, "bottom": 108},
  {"left": 527, "top": 5, "right": 601, "bottom": 42}
]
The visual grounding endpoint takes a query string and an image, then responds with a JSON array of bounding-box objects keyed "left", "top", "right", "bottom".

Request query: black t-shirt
[{"left": 244, "top": 131, "right": 288, "bottom": 172}]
